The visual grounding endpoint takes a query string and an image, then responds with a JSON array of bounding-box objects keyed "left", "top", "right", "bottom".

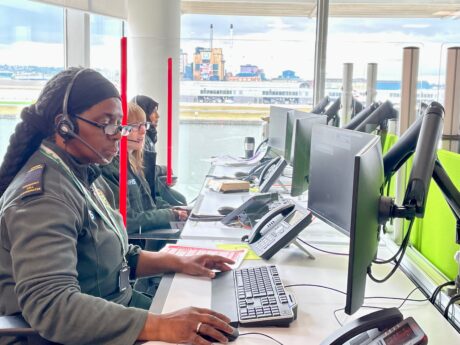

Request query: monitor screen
[
  {"left": 290, "top": 115, "right": 327, "bottom": 197},
  {"left": 308, "top": 125, "right": 383, "bottom": 315},
  {"left": 268, "top": 106, "right": 293, "bottom": 157},
  {"left": 284, "top": 110, "right": 319, "bottom": 164}
]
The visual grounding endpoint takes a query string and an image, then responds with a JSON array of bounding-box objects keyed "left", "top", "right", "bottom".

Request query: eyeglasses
[
  {"left": 74, "top": 114, "right": 132, "bottom": 136},
  {"left": 128, "top": 122, "right": 151, "bottom": 132}
]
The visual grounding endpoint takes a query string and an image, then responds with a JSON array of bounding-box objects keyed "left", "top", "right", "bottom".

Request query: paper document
[{"left": 161, "top": 244, "right": 248, "bottom": 269}]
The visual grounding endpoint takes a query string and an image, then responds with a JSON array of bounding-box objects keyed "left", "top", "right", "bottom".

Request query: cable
[
  {"left": 296, "top": 238, "right": 349, "bottom": 256},
  {"left": 333, "top": 306, "right": 385, "bottom": 326},
  {"left": 239, "top": 332, "right": 284, "bottom": 345},
  {"left": 373, "top": 218, "right": 415, "bottom": 265},
  {"left": 285, "top": 283, "right": 346, "bottom": 295},
  {"left": 443, "top": 294, "right": 460, "bottom": 319},
  {"left": 430, "top": 280, "right": 455, "bottom": 303},
  {"left": 365, "top": 287, "right": 428, "bottom": 309}
]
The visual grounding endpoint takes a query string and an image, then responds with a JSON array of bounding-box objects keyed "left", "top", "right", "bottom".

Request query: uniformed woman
[
  {"left": 132, "top": 95, "right": 187, "bottom": 206},
  {"left": 101, "top": 102, "right": 187, "bottom": 234},
  {"left": 0, "top": 67, "right": 234, "bottom": 345}
]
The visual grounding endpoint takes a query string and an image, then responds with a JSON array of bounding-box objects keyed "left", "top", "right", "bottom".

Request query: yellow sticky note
[{"left": 216, "top": 243, "right": 260, "bottom": 260}]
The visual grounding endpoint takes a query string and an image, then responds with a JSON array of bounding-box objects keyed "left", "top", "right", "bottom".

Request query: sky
[
  {"left": 0, "top": 0, "right": 460, "bottom": 81},
  {"left": 181, "top": 14, "right": 460, "bottom": 81}
]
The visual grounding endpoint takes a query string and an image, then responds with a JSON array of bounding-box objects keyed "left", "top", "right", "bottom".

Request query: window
[
  {"left": 178, "top": 14, "right": 316, "bottom": 198},
  {"left": 327, "top": 17, "right": 460, "bottom": 111},
  {"left": 90, "top": 14, "right": 123, "bottom": 87},
  {"left": 0, "top": 0, "right": 64, "bottom": 165}
]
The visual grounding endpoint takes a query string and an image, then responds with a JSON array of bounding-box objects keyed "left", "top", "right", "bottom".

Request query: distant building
[
  {"left": 192, "top": 47, "right": 225, "bottom": 81},
  {"left": 279, "top": 70, "right": 299, "bottom": 80},
  {"left": 227, "top": 64, "right": 265, "bottom": 81},
  {"left": 179, "top": 50, "right": 188, "bottom": 78}
]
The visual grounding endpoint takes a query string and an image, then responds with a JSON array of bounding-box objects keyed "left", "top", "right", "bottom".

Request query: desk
[
  {"left": 147, "top": 162, "right": 460, "bottom": 344},
  {"left": 146, "top": 236, "right": 460, "bottom": 344}
]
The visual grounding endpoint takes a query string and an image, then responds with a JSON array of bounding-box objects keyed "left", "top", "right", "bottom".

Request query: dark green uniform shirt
[
  {"left": 100, "top": 156, "right": 175, "bottom": 234},
  {"left": 0, "top": 141, "right": 148, "bottom": 345}
]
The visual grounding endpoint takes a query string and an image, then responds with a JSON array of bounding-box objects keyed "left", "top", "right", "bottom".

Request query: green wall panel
[{"left": 410, "top": 150, "right": 460, "bottom": 280}]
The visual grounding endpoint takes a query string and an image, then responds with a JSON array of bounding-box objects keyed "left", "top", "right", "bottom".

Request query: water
[
  {"left": 0, "top": 117, "right": 264, "bottom": 201},
  {"left": 177, "top": 120, "right": 264, "bottom": 200}
]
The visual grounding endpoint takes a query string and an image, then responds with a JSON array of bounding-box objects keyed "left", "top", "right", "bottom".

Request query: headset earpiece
[
  {"left": 56, "top": 68, "right": 87, "bottom": 141},
  {"left": 56, "top": 116, "right": 75, "bottom": 140}
]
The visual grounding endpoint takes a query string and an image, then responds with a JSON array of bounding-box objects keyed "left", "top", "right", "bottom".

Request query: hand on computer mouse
[{"left": 200, "top": 326, "right": 240, "bottom": 343}]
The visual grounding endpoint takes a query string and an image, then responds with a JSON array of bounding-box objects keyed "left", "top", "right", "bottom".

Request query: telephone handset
[
  {"left": 243, "top": 201, "right": 313, "bottom": 260},
  {"left": 258, "top": 157, "right": 287, "bottom": 193},
  {"left": 220, "top": 192, "right": 279, "bottom": 226},
  {"left": 320, "top": 308, "right": 427, "bottom": 345}
]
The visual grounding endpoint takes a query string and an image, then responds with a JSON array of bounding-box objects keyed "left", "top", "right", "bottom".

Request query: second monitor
[
  {"left": 308, "top": 125, "right": 384, "bottom": 315},
  {"left": 290, "top": 115, "right": 327, "bottom": 197}
]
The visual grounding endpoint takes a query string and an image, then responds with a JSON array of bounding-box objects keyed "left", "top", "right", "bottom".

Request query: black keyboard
[{"left": 211, "top": 265, "right": 297, "bottom": 327}]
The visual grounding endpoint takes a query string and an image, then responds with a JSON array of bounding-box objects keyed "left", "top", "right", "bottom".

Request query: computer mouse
[
  {"left": 201, "top": 326, "right": 239, "bottom": 343},
  {"left": 234, "top": 171, "right": 249, "bottom": 179},
  {"left": 217, "top": 206, "right": 236, "bottom": 216}
]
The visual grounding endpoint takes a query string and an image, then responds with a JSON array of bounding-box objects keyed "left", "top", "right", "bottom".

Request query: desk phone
[{"left": 244, "top": 200, "right": 312, "bottom": 260}]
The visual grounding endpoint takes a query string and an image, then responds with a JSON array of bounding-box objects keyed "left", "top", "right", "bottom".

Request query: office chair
[{"left": 0, "top": 315, "right": 59, "bottom": 345}]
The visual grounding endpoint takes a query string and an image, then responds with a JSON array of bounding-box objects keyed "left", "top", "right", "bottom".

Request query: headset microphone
[{"left": 64, "top": 130, "right": 111, "bottom": 165}]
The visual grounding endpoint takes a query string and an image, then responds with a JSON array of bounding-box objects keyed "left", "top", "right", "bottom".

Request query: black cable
[
  {"left": 373, "top": 218, "right": 415, "bottom": 265},
  {"left": 285, "top": 283, "right": 346, "bottom": 296},
  {"left": 333, "top": 305, "right": 386, "bottom": 326},
  {"left": 395, "top": 287, "right": 428, "bottom": 309},
  {"left": 430, "top": 280, "right": 455, "bottom": 303},
  {"left": 365, "top": 287, "right": 428, "bottom": 308},
  {"left": 239, "top": 332, "right": 284, "bottom": 345},
  {"left": 443, "top": 293, "right": 460, "bottom": 319},
  {"left": 296, "top": 238, "right": 349, "bottom": 256}
]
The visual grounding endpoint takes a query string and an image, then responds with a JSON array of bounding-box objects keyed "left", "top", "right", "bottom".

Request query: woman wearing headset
[
  {"left": 0, "top": 67, "right": 234, "bottom": 345},
  {"left": 101, "top": 102, "right": 188, "bottom": 234},
  {"left": 132, "top": 95, "right": 188, "bottom": 206}
]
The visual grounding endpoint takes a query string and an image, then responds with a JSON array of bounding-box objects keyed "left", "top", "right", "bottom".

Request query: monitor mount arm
[{"left": 378, "top": 102, "right": 451, "bottom": 224}]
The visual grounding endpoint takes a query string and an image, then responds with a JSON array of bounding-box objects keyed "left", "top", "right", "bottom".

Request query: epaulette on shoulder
[{"left": 19, "top": 163, "right": 46, "bottom": 199}]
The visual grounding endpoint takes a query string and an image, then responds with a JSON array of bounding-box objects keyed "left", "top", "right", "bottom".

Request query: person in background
[
  {"left": 0, "top": 67, "right": 234, "bottom": 345},
  {"left": 101, "top": 102, "right": 187, "bottom": 235},
  {"left": 132, "top": 95, "right": 187, "bottom": 206}
]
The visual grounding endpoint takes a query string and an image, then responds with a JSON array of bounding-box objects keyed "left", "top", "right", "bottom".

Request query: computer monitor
[
  {"left": 308, "top": 125, "right": 384, "bottom": 315},
  {"left": 290, "top": 115, "right": 327, "bottom": 197},
  {"left": 268, "top": 106, "right": 293, "bottom": 157},
  {"left": 284, "top": 110, "right": 318, "bottom": 164}
]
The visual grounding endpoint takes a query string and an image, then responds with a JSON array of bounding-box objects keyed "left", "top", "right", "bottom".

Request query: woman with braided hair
[{"left": 0, "top": 67, "right": 234, "bottom": 345}]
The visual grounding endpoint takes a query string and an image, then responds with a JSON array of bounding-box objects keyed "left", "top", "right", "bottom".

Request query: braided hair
[
  {"left": 0, "top": 68, "right": 82, "bottom": 197},
  {"left": 0, "top": 67, "right": 120, "bottom": 197}
]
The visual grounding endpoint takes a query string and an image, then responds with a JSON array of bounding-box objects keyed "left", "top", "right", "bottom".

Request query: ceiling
[{"left": 181, "top": 0, "right": 460, "bottom": 18}]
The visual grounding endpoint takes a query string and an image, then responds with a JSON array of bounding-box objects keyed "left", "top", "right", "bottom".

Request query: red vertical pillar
[
  {"left": 119, "top": 36, "right": 128, "bottom": 226},
  {"left": 167, "top": 57, "right": 173, "bottom": 186}
]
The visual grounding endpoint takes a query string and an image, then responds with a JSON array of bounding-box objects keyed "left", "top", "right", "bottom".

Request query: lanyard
[{"left": 40, "top": 144, "right": 128, "bottom": 260}]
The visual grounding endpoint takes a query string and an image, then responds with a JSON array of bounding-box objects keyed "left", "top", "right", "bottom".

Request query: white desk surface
[
  {"left": 145, "top": 163, "right": 460, "bottom": 344},
  {"left": 146, "top": 237, "right": 460, "bottom": 344}
]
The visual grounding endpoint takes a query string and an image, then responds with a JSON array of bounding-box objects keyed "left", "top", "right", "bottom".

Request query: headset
[
  {"left": 56, "top": 68, "right": 110, "bottom": 164},
  {"left": 56, "top": 68, "right": 88, "bottom": 140}
]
